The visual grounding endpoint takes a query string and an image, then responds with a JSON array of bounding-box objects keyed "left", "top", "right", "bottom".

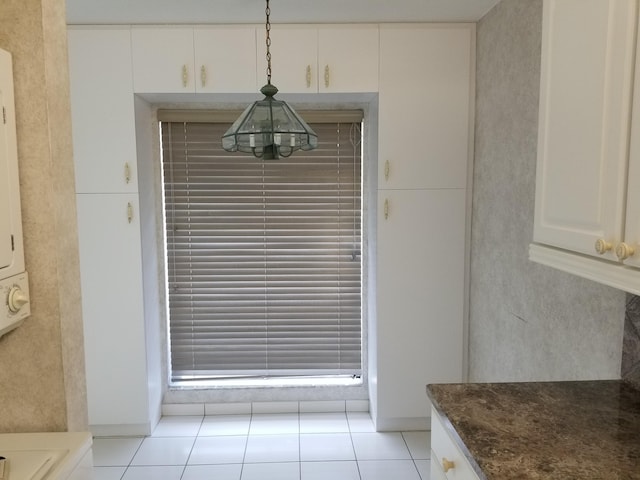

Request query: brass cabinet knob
[
  {"left": 442, "top": 457, "right": 455, "bottom": 472},
  {"left": 594, "top": 238, "right": 612, "bottom": 255},
  {"left": 615, "top": 242, "right": 636, "bottom": 261}
]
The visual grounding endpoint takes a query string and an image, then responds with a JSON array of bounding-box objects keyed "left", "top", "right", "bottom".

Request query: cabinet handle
[
  {"left": 182, "top": 65, "right": 188, "bottom": 87},
  {"left": 615, "top": 242, "right": 636, "bottom": 261},
  {"left": 124, "top": 162, "right": 131, "bottom": 184},
  {"left": 384, "top": 198, "right": 389, "bottom": 220},
  {"left": 594, "top": 238, "right": 612, "bottom": 255},
  {"left": 201, "top": 65, "right": 207, "bottom": 87},
  {"left": 442, "top": 458, "right": 455, "bottom": 473},
  {"left": 324, "top": 65, "right": 330, "bottom": 88},
  {"left": 127, "top": 202, "right": 133, "bottom": 224},
  {"left": 384, "top": 160, "right": 390, "bottom": 181},
  {"left": 306, "top": 65, "right": 312, "bottom": 88}
]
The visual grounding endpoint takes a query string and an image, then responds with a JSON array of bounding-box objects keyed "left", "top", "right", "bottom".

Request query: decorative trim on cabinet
[{"left": 529, "top": 243, "right": 640, "bottom": 295}]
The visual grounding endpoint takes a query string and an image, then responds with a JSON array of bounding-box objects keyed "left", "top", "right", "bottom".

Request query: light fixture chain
[{"left": 265, "top": 0, "right": 272, "bottom": 84}]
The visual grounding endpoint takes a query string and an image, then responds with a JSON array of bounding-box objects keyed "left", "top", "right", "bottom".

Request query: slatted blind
[{"left": 161, "top": 113, "right": 362, "bottom": 382}]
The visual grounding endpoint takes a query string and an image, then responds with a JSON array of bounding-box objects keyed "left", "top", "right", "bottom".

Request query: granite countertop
[{"left": 427, "top": 380, "right": 640, "bottom": 480}]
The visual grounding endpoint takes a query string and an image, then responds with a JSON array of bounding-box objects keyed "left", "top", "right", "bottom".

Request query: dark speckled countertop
[{"left": 427, "top": 380, "right": 640, "bottom": 480}]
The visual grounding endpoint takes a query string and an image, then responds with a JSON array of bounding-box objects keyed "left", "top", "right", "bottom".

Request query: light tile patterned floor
[{"left": 92, "top": 412, "right": 431, "bottom": 480}]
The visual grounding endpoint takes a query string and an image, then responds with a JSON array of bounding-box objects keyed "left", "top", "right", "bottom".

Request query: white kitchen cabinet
[
  {"left": 76, "top": 194, "right": 152, "bottom": 434},
  {"left": 68, "top": 27, "right": 138, "bottom": 194},
  {"left": 69, "top": 28, "right": 161, "bottom": 435},
  {"left": 371, "top": 24, "right": 473, "bottom": 430},
  {"left": 530, "top": 0, "right": 640, "bottom": 293},
  {"left": 374, "top": 189, "right": 466, "bottom": 427},
  {"left": 378, "top": 25, "right": 474, "bottom": 190},
  {"left": 431, "top": 407, "right": 480, "bottom": 480},
  {"left": 257, "top": 25, "right": 379, "bottom": 93},
  {"left": 132, "top": 26, "right": 257, "bottom": 93}
]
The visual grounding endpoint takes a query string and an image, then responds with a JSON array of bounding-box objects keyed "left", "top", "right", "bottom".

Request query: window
[{"left": 160, "top": 111, "right": 363, "bottom": 384}]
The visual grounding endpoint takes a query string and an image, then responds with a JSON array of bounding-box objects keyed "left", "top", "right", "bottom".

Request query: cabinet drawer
[{"left": 431, "top": 408, "right": 479, "bottom": 480}]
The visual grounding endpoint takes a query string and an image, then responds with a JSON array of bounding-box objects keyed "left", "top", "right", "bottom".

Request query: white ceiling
[{"left": 65, "top": 0, "right": 502, "bottom": 25}]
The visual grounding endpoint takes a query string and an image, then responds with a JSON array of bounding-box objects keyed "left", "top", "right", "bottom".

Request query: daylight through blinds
[{"left": 161, "top": 116, "right": 363, "bottom": 382}]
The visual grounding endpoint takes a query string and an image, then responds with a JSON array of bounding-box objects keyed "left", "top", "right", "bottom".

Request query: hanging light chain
[{"left": 265, "top": 0, "right": 272, "bottom": 84}]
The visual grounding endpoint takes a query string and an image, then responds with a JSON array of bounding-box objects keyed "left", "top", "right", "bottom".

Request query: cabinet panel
[
  {"left": 623, "top": 21, "right": 640, "bottom": 269},
  {"left": 431, "top": 408, "right": 480, "bottom": 480},
  {"left": 194, "top": 27, "right": 257, "bottom": 93},
  {"left": 533, "top": 0, "right": 637, "bottom": 260},
  {"left": 76, "top": 194, "right": 149, "bottom": 426},
  {"left": 376, "top": 189, "right": 466, "bottom": 419},
  {"left": 318, "top": 25, "right": 379, "bottom": 93},
  {"left": 257, "top": 26, "right": 317, "bottom": 92},
  {"left": 131, "top": 27, "right": 195, "bottom": 93},
  {"left": 68, "top": 28, "right": 138, "bottom": 193},
  {"left": 379, "top": 26, "right": 473, "bottom": 189}
]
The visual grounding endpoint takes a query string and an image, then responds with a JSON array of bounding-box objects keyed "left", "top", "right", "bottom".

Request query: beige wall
[
  {"left": 0, "top": 0, "right": 87, "bottom": 432},
  {"left": 469, "top": 0, "right": 626, "bottom": 382}
]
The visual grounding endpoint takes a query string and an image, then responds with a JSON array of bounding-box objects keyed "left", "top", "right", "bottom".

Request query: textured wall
[
  {"left": 0, "top": 0, "right": 87, "bottom": 431},
  {"left": 469, "top": 0, "right": 626, "bottom": 382},
  {"left": 623, "top": 295, "right": 640, "bottom": 386}
]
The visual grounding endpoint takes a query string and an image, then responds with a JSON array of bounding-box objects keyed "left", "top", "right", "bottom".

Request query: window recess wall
[{"left": 160, "top": 110, "right": 364, "bottom": 384}]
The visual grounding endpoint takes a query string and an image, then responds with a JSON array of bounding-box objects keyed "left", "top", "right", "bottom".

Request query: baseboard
[
  {"left": 89, "top": 422, "right": 152, "bottom": 437},
  {"left": 373, "top": 416, "right": 429, "bottom": 432}
]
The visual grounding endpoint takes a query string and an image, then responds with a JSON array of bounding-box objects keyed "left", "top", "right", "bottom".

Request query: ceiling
[{"left": 65, "top": 0, "right": 502, "bottom": 25}]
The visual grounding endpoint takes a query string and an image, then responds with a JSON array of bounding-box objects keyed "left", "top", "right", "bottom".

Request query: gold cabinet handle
[
  {"left": 324, "top": 65, "right": 330, "bottom": 88},
  {"left": 124, "top": 162, "right": 131, "bottom": 184},
  {"left": 201, "top": 65, "right": 207, "bottom": 87},
  {"left": 384, "top": 198, "right": 389, "bottom": 220},
  {"left": 384, "top": 160, "right": 390, "bottom": 181},
  {"left": 306, "top": 65, "right": 311, "bottom": 88},
  {"left": 182, "top": 64, "right": 188, "bottom": 87},
  {"left": 594, "top": 238, "right": 612, "bottom": 255},
  {"left": 615, "top": 242, "right": 636, "bottom": 261},
  {"left": 442, "top": 457, "right": 455, "bottom": 473},
  {"left": 127, "top": 202, "right": 133, "bottom": 224}
]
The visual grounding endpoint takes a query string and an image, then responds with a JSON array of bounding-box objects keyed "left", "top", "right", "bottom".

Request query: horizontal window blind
[{"left": 161, "top": 116, "right": 362, "bottom": 382}]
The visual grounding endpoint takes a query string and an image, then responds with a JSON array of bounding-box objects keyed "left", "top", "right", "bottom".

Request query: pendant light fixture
[{"left": 222, "top": 0, "right": 318, "bottom": 160}]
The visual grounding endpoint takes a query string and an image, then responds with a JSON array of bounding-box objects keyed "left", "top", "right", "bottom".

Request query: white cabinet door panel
[
  {"left": 68, "top": 28, "right": 138, "bottom": 193},
  {"left": 379, "top": 25, "right": 473, "bottom": 190},
  {"left": 534, "top": 0, "right": 637, "bottom": 260},
  {"left": 76, "top": 194, "right": 149, "bottom": 426},
  {"left": 623, "top": 21, "right": 640, "bottom": 269},
  {"left": 318, "top": 25, "right": 379, "bottom": 93},
  {"left": 131, "top": 27, "right": 195, "bottom": 93},
  {"left": 257, "top": 26, "right": 317, "bottom": 93},
  {"left": 194, "top": 27, "right": 257, "bottom": 93},
  {"left": 376, "top": 189, "right": 466, "bottom": 419}
]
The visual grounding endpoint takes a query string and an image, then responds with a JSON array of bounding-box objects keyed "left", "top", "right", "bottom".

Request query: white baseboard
[
  {"left": 89, "top": 422, "right": 152, "bottom": 437},
  {"left": 373, "top": 416, "right": 429, "bottom": 432}
]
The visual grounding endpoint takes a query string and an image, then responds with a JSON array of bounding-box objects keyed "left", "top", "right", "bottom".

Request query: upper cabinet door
[
  {"left": 68, "top": 27, "right": 138, "bottom": 193},
  {"left": 378, "top": 25, "right": 474, "bottom": 190},
  {"left": 533, "top": 0, "right": 638, "bottom": 261},
  {"left": 131, "top": 27, "right": 195, "bottom": 93},
  {"left": 318, "top": 25, "right": 379, "bottom": 93},
  {"left": 194, "top": 27, "right": 257, "bottom": 93},
  {"left": 257, "top": 26, "right": 318, "bottom": 93},
  {"left": 623, "top": 20, "right": 640, "bottom": 269}
]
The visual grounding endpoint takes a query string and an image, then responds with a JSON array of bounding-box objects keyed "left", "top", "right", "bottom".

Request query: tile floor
[{"left": 92, "top": 412, "right": 431, "bottom": 480}]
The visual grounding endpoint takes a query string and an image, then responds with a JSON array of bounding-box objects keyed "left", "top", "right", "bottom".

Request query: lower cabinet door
[
  {"left": 431, "top": 408, "right": 480, "bottom": 480},
  {"left": 431, "top": 452, "right": 449, "bottom": 480},
  {"left": 376, "top": 189, "right": 466, "bottom": 421},
  {"left": 76, "top": 193, "right": 149, "bottom": 428}
]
